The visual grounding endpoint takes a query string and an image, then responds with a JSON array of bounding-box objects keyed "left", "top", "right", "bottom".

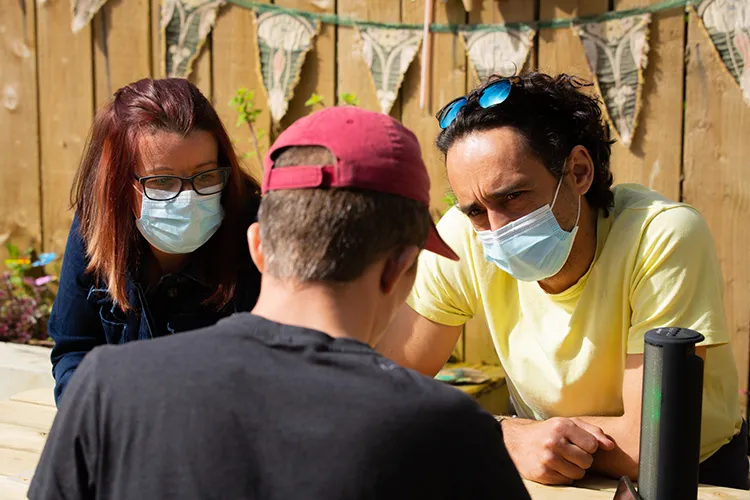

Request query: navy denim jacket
[{"left": 49, "top": 215, "right": 261, "bottom": 404}]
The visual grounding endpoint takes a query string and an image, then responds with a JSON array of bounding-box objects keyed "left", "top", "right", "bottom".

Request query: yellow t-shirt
[{"left": 408, "top": 184, "right": 741, "bottom": 462}]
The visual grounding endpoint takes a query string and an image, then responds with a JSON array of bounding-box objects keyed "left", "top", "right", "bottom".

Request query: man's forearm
[{"left": 577, "top": 415, "right": 639, "bottom": 480}]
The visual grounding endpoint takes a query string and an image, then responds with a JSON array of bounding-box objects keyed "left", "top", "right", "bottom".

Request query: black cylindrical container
[{"left": 638, "top": 327, "right": 704, "bottom": 500}]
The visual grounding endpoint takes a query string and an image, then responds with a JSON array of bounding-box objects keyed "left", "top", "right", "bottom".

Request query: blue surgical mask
[
  {"left": 475, "top": 176, "right": 580, "bottom": 282},
  {"left": 136, "top": 188, "right": 224, "bottom": 255}
]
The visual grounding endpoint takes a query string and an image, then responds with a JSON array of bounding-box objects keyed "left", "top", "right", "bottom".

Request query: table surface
[{"left": 1, "top": 387, "right": 749, "bottom": 499}]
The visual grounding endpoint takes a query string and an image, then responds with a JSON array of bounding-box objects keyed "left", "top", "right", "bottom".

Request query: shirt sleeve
[
  {"left": 48, "top": 214, "right": 107, "bottom": 405},
  {"left": 451, "top": 401, "right": 532, "bottom": 499},
  {"left": 407, "top": 207, "right": 483, "bottom": 327},
  {"left": 627, "top": 206, "right": 729, "bottom": 354},
  {"left": 27, "top": 349, "right": 103, "bottom": 500}
]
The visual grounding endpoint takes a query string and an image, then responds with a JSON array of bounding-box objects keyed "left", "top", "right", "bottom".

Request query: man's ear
[
  {"left": 247, "top": 223, "right": 264, "bottom": 273},
  {"left": 380, "top": 246, "right": 420, "bottom": 295},
  {"left": 567, "top": 145, "right": 595, "bottom": 196}
]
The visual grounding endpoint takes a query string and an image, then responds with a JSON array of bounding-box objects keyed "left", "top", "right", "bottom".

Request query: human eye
[{"left": 152, "top": 177, "right": 174, "bottom": 187}]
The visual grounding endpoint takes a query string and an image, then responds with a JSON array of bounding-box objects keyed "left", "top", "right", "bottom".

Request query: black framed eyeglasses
[
  {"left": 134, "top": 167, "right": 231, "bottom": 201},
  {"left": 435, "top": 77, "right": 520, "bottom": 130}
]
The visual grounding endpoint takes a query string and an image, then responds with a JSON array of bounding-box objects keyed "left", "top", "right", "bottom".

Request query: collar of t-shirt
[{"left": 227, "top": 313, "right": 377, "bottom": 356}]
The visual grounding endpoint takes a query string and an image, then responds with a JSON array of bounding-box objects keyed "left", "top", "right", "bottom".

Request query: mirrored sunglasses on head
[{"left": 436, "top": 76, "right": 520, "bottom": 130}]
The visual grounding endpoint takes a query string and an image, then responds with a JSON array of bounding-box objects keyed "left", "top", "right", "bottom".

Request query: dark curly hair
[{"left": 436, "top": 72, "right": 615, "bottom": 216}]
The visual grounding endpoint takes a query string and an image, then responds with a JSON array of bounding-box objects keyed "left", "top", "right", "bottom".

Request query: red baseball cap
[{"left": 262, "top": 106, "right": 459, "bottom": 261}]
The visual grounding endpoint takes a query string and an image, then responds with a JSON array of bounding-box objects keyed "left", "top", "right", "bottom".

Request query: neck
[
  {"left": 250, "top": 275, "right": 379, "bottom": 346},
  {"left": 538, "top": 202, "right": 598, "bottom": 294},
  {"left": 147, "top": 246, "right": 190, "bottom": 281}
]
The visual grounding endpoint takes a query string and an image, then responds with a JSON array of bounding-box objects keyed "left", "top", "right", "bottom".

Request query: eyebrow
[
  {"left": 458, "top": 180, "right": 531, "bottom": 215},
  {"left": 148, "top": 161, "right": 219, "bottom": 175}
]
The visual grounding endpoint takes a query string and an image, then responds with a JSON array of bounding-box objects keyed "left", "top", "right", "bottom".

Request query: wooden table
[
  {"left": 0, "top": 388, "right": 56, "bottom": 499},
  {"left": 1, "top": 387, "right": 749, "bottom": 499},
  {"left": 444, "top": 362, "right": 511, "bottom": 415}
]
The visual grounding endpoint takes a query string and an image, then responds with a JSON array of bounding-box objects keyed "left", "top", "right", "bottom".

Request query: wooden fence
[{"left": 2, "top": 0, "right": 750, "bottom": 411}]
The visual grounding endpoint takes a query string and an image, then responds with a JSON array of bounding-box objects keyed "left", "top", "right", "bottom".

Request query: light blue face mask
[
  {"left": 475, "top": 176, "right": 580, "bottom": 282},
  {"left": 136, "top": 188, "right": 224, "bottom": 255}
]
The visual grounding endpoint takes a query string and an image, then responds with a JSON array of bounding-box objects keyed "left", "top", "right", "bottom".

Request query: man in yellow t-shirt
[{"left": 376, "top": 73, "right": 747, "bottom": 489}]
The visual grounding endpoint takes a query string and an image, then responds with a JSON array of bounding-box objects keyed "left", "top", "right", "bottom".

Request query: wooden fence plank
[
  {"left": 189, "top": 36, "right": 213, "bottom": 101},
  {"left": 401, "top": 0, "right": 465, "bottom": 218},
  {"left": 538, "top": 0, "right": 607, "bottom": 78},
  {"left": 683, "top": 9, "right": 750, "bottom": 415},
  {"left": 37, "top": 0, "right": 94, "bottom": 255},
  {"left": 94, "top": 0, "right": 151, "bottom": 107},
  {"left": 0, "top": 0, "right": 41, "bottom": 262},
  {"left": 211, "top": 5, "right": 271, "bottom": 181},
  {"left": 276, "top": 0, "right": 336, "bottom": 130},
  {"left": 401, "top": 0, "right": 467, "bottom": 364},
  {"left": 337, "top": 1, "right": 401, "bottom": 116},
  {"left": 609, "top": 0, "right": 683, "bottom": 201},
  {"left": 151, "top": 0, "right": 162, "bottom": 78}
]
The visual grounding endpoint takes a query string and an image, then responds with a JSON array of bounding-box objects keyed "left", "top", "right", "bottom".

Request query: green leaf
[
  {"left": 305, "top": 92, "right": 324, "bottom": 107},
  {"left": 341, "top": 92, "right": 360, "bottom": 106},
  {"left": 5, "top": 243, "right": 18, "bottom": 258},
  {"left": 255, "top": 129, "right": 265, "bottom": 140}
]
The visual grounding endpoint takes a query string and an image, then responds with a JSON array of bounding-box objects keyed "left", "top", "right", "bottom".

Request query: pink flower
[{"left": 34, "top": 276, "right": 54, "bottom": 287}]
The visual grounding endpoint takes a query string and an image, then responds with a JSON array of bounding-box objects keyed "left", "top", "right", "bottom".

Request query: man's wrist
[{"left": 494, "top": 414, "right": 516, "bottom": 428}]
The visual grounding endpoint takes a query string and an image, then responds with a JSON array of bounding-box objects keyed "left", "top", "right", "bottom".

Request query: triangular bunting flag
[
  {"left": 461, "top": 28, "right": 536, "bottom": 85},
  {"left": 162, "top": 0, "right": 224, "bottom": 78},
  {"left": 71, "top": 0, "right": 110, "bottom": 33},
  {"left": 255, "top": 11, "right": 319, "bottom": 124},
  {"left": 696, "top": 0, "right": 750, "bottom": 104},
  {"left": 358, "top": 27, "right": 423, "bottom": 114},
  {"left": 575, "top": 15, "right": 651, "bottom": 148}
]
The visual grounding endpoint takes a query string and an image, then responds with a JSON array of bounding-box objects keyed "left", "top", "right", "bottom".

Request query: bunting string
[{"left": 225, "top": 0, "right": 695, "bottom": 32}]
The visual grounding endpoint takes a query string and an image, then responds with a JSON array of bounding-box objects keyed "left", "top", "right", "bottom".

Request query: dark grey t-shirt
[{"left": 29, "top": 313, "right": 530, "bottom": 500}]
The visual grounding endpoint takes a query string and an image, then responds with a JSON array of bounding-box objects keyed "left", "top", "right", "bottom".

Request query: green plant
[
  {"left": 441, "top": 191, "right": 458, "bottom": 217},
  {"left": 340, "top": 92, "right": 360, "bottom": 106},
  {"left": 304, "top": 92, "right": 325, "bottom": 109},
  {"left": 230, "top": 88, "right": 265, "bottom": 171},
  {"left": 1, "top": 243, "right": 57, "bottom": 344},
  {"left": 231, "top": 88, "right": 361, "bottom": 164}
]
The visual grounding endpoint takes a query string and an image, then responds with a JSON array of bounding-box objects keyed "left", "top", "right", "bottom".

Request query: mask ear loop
[
  {"left": 551, "top": 173, "right": 582, "bottom": 229},
  {"left": 551, "top": 174, "right": 565, "bottom": 208}
]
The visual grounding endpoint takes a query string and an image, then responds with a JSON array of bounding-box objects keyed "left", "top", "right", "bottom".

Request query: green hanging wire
[{"left": 226, "top": 0, "right": 697, "bottom": 33}]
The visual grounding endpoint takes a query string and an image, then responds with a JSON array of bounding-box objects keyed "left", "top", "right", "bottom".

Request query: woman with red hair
[{"left": 48, "top": 78, "right": 262, "bottom": 404}]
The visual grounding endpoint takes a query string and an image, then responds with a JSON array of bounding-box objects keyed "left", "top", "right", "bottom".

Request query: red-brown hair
[{"left": 71, "top": 78, "right": 260, "bottom": 311}]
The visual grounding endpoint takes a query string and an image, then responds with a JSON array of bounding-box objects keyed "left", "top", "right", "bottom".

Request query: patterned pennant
[
  {"left": 255, "top": 11, "right": 319, "bottom": 124},
  {"left": 162, "top": 0, "right": 224, "bottom": 78},
  {"left": 461, "top": 28, "right": 536, "bottom": 85},
  {"left": 575, "top": 15, "right": 651, "bottom": 148},
  {"left": 696, "top": 0, "right": 750, "bottom": 104},
  {"left": 359, "top": 28, "right": 423, "bottom": 114},
  {"left": 71, "top": 0, "right": 109, "bottom": 33}
]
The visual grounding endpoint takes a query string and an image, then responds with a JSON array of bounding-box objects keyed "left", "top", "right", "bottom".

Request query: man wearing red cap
[{"left": 29, "top": 107, "right": 530, "bottom": 500}]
